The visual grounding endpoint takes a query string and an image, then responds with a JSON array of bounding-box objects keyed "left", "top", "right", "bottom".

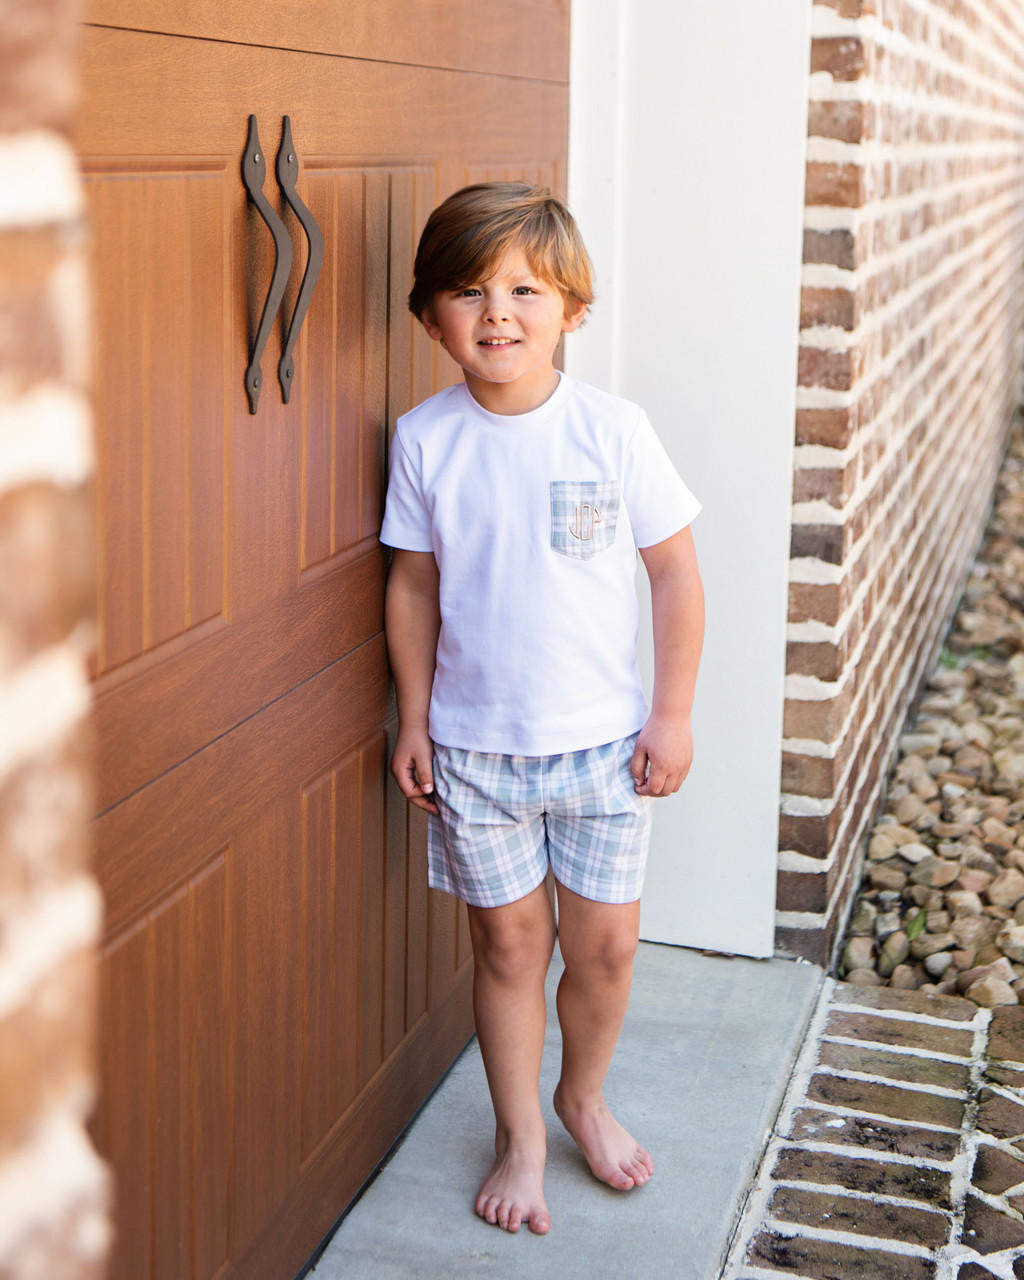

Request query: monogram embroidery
[
  {"left": 568, "top": 503, "right": 602, "bottom": 541},
  {"left": 550, "top": 481, "right": 619, "bottom": 559}
]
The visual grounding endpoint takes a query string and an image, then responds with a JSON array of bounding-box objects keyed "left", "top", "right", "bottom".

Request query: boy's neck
[{"left": 463, "top": 366, "right": 561, "bottom": 416}]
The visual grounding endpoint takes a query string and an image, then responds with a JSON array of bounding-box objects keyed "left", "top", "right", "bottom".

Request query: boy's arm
[
  {"left": 385, "top": 548, "right": 441, "bottom": 814},
  {"left": 632, "top": 527, "right": 705, "bottom": 797}
]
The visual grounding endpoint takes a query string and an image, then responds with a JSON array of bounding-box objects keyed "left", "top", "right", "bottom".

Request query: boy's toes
[
  {"left": 507, "top": 1206, "right": 523, "bottom": 1233},
  {"left": 529, "top": 1208, "right": 551, "bottom": 1235}
]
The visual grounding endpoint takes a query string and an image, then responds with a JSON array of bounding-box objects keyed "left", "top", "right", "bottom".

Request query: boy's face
[{"left": 421, "top": 248, "right": 586, "bottom": 414}]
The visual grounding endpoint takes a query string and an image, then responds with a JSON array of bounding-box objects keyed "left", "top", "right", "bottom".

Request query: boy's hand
[
  {"left": 391, "top": 726, "right": 439, "bottom": 815},
  {"left": 630, "top": 714, "right": 693, "bottom": 797}
]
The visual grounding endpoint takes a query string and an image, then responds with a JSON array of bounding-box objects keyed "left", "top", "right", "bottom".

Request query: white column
[{"left": 567, "top": 0, "right": 812, "bottom": 957}]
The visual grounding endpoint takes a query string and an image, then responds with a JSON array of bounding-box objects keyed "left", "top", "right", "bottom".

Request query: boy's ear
[
  {"left": 562, "top": 297, "right": 588, "bottom": 334},
  {"left": 420, "top": 305, "right": 443, "bottom": 342}
]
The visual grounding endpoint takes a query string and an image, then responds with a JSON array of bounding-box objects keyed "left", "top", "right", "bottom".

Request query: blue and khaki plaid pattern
[
  {"left": 550, "top": 480, "right": 620, "bottom": 559},
  {"left": 428, "top": 734, "right": 652, "bottom": 907}
]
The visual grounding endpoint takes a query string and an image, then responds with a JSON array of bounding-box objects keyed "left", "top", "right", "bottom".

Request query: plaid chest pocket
[{"left": 550, "top": 480, "right": 620, "bottom": 560}]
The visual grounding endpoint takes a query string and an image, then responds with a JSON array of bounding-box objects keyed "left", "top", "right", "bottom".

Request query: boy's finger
[{"left": 629, "top": 742, "right": 648, "bottom": 785}]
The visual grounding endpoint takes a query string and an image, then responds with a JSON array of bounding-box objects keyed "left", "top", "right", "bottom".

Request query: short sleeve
[
  {"left": 622, "top": 411, "right": 702, "bottom": 548},
  {"left": 379, "top": 430, "right": 434, "bottom": 551}
]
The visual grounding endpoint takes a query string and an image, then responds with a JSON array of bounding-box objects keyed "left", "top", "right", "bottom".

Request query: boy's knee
[
  {"left": 562, "top": 926, "right": 638, "bottom": 981},
  {"left": 470, "top": 909, "right": 555, "bottom": 982}
]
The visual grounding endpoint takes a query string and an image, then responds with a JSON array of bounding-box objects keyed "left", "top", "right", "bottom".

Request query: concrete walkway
[{"left": 309, "top": 942, "right": 823, "bottom": 1279}]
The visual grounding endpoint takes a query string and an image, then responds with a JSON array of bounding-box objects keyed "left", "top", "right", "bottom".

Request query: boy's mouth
[{"left": 478, "top": 338, "right": 520, "bottom": 346}]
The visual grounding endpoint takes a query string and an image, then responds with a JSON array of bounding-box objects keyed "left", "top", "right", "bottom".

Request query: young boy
[{"left": 380, "top": 183, "right": 704, "bottom": 1236}]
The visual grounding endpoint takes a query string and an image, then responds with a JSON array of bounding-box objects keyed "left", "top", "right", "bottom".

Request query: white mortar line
[
  {"left": 935, "top": 1008, "right": 994, "bottom": 1280},
  {"left": 0, "top": 384, "right": 94, "bottom": 492},
  {"left": 779, "top": 848, "right": 839, "bottom": 873},
  {"left": 827, "top": 1002, "right": 988, "bottom": 1031},
  {"left": 0, "top": 133, "right": 83, "bottom": 230},
  {"left": 0, "top": 645, "right": 92, "bottom": 781},
  {"left": 0, "top": 876, "right": 103, "bottom": 1022},
  {"left": 0, "top": 1110, "right": 110, "bottom": 1259}
]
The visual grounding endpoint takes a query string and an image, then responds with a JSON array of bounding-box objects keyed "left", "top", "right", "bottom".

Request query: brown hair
[{"left": 408, "top": 182, "right": 594, "bottom": 321}]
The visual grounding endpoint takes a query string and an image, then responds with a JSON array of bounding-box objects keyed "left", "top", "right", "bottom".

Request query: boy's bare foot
[
  {"left": 553, "top": 1086, "right": 653, "bottom": 1191},
  {"left": 475, "top": 1140, "right": 550, "bottom": 1234}
]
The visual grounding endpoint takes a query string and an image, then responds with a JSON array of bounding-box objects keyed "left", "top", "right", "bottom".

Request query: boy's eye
[
  {"left": 512, "top": 286, "right": 538, "bottom": 295},
  {"left": 456, "top": 287, "right": 481, "bottom": 297}
]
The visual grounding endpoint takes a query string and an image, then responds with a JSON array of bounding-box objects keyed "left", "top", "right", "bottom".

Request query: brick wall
[
  {"left": 0, "top": 3, "right": 110, "bottom": 1276},
  {"left": 777, "top": 0, "right": 1024, "bottom": 964}
]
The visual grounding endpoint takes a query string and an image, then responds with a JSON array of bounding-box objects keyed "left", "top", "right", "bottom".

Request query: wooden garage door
[{"left": 75, "top": 7, "right": 568, "bottom": 1278}]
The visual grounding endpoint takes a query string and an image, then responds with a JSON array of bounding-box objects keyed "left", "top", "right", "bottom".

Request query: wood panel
[
  {"left": 91, "top": 646, "right": 474, "bottom": 1277},
  {"left": 82, "top": 0, "right": 570, "bottom": 81},
  {"left": 75, "top": 27, "right": 568, "bottom": 163},
  {"left": 88, "top": 165, "right": 227, "bottom": 677}
]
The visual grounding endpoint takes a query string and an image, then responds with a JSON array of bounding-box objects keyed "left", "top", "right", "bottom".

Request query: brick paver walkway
[{"left": 723, "top": 981, "right": 1024, "bottom": 1278}]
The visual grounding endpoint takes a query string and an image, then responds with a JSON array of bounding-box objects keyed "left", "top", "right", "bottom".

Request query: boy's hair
[{"left": 408, "top": 182, "right": 594, "bottom": 321}]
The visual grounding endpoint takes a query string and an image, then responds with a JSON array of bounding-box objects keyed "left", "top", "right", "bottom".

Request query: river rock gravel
[{"left": 838, "top": 422, "right": 1024, "bottom": 1005}]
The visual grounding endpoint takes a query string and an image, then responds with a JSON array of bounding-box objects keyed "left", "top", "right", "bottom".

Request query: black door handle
[
  {"left": 242, "top": 115, "right": 293, "bottom": 414},
  {"left": 276, "top": 116, "right": 325, "bottom": 404}
]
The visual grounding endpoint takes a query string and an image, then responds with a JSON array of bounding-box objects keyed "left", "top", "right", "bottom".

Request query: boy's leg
[
  {"left": 467, "top": 880, "right": 557, "bottom": 1234},
  {"left": 552, "top": 883, "right": 653, "bottom": 1190}
]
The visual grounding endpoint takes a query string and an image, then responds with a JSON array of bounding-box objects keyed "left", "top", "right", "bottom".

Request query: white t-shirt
[{"left": 380, "top": 374, "right": 701, "bottom": 755}]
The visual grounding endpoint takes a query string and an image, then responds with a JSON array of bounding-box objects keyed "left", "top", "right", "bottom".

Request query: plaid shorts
[{"left": 427, "top": 733, "right": 653, "bottom": 908}]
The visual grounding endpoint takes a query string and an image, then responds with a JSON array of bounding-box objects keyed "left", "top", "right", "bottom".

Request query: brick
[
  {"left": 781, "top": 751, "right": 838, "bottom": 799},
  {"left": 795, "top": 405, "right": 857, "bottom": 449},
  {"left": 776, "top": 868, "right": 831, "bottom": 914},
  {"left": 0, "top": 483, "right": 95, "bottom": 677},
  {"left": 984, "top": 1064, "right": 1024, "bottom": 1088},
  {"left": 769, "top": 1184, "right": 949, "bottom": 1247},
  {"left": 805, "top": 1073, "right": 964, "bottom": 1129},
  {"left": 801, "top": 284, "right": 858, "bottom": 330},
  {"left": 805, "top": 161, "right": 866, "bottom": 208},
  {"left": 960, "top": 1264, "right": 1006, "bottom": 1279},
  {"left": 0, "top": 0, "right": 80, "bottom": 132},
  {"left": 808, "top": 99, "right": 870, "bottom": 145},
  {"left": 811, "top": 36, "right": 870, "bottom": 81},
  {"left": 775, "top": 924, "right": 832, "bottom": 966},
  {"left": 748, "top": 1229, "right": 935, "bottom": 1278},
  {"left": 799, "top": 344, "right": 862, "bottom": 392},
  {"left": 788, "top": 1108, "right": 960, "bottom": 1161},
  {"left": 791, "top": 523, "right": 847, "bottom": 564},
  {"left": 0, "top": 230, "right": 68, "bottom": 390},
  {"left": 962, "top": 1194, "right": 1024, "bottom": 1254},
  {"left": 819, "top": 1008, "right": 972, "bottom": 1059},
  {"left": 971, "top": 1142, "right": 1024, "bottom": 1195},
  {"left": 778, "top": 810, "right": 840, "bottom": 859},
  {"left": 791, "top": 464, "right": 857, "bottom": 510},
  {"left": 976, "top": 1089, "right": 1024, "bottom": 1142},
  {"left": 783, "top": 690, "right": 851, "bottom": 742},
  {"left": 988, "top": 1006, "right": 1024, "bottom": 1065},
  {"left": 831, "top": 984, "right": 977, "bottom": 1021},
  {"left": 818, "top": 1041, "right": 970, "bottom": 1091},
  {"left": 786, "top": 639, "right": 842, "bottom": 680},
  {"left": 788, "top": 580, "right": 843, "bottom": 626},
  {"left": 773, "top": 1145, "right": 951, "bottom": 1204}
]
